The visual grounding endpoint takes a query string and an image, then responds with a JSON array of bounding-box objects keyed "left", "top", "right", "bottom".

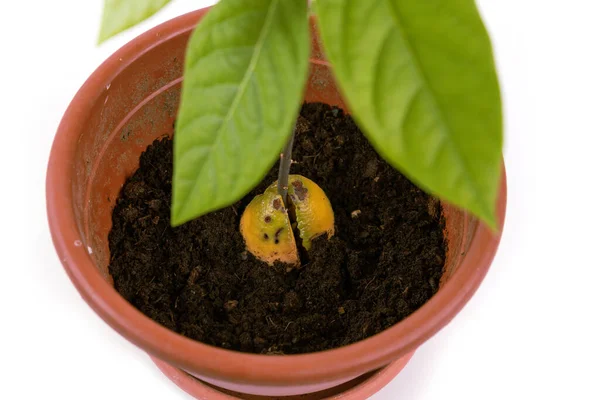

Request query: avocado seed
[{"left": 240, "top": 175, "right": 334, "bottom": 266}]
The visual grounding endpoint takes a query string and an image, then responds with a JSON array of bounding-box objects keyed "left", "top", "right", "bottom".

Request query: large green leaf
[
  {"left": 315, "top": 0, "right": 502, "bottom": 228},
  {"left": 171, "top": 0, "right": 310, "bottom": 226},
  {"left": 98, "top": 0, "right": 171, "bottom": 44}
]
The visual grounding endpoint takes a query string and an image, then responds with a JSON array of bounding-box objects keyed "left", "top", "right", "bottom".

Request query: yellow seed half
[
  {"left": 239, "top": 189, "right": 299, "bottom": 266},
  {"left": 270, "top": 175, "right": 335, "bottom": 250}
]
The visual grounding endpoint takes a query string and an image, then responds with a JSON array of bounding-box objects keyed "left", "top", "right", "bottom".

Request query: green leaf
[
  {"left": 171, "top": 0, "right": 310, "bottom": 226},
  {"left": 98, "top": 0, "right": 171, "bottom": 44},
  {"left": 315, "top": 0, "right": 503, "bottom": 229}
]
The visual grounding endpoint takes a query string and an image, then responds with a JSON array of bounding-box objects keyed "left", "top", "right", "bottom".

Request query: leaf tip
[
  {"left": 169, "top": 201, "right": 189, "bottom": 228},
  {"left": 96, "top": 21, "right": 115, "bottom": 46},
  {"left": 170, "top": 213, "right": 186, "bottom": 228},
  {"left": 96, "top": 33, "right": 109, "bottom": 46},
  {"left": 478, "top": 207, "right": 499, "bottom": 234}
]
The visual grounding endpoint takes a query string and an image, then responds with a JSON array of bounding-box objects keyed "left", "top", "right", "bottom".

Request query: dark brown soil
[{"left": 108, "top": 102, "right": 447, "bottom": 355}]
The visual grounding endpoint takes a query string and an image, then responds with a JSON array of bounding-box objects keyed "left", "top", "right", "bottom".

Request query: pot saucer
[{"left": 152, "top": 351, "right": 414, "bottom": 399}]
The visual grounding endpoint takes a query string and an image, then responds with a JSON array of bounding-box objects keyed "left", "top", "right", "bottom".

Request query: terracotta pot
[{"left": 46, "top": 7, "right": 507, "bottom": 399}]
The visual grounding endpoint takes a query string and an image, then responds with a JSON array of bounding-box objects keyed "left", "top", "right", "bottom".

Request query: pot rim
[{"left": 46, "top": 7, "right": 507, "bottom": 387}]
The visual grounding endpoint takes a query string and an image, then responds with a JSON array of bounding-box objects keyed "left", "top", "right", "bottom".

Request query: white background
[{"left": 0, "top": 0, "right": 598, "bottom": 399}]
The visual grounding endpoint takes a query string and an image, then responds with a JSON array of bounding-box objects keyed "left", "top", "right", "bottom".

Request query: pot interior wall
[{"left": 73, "top": 22, "right": 476, "bottom": 298}]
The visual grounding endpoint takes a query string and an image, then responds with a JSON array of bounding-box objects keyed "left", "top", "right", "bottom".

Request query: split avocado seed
[{"left": 239, "top": 175, "right": 334, "bottom": 267}]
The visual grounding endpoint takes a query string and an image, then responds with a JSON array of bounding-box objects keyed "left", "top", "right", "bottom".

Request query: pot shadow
[
  {"left": 375, "top": 340, "right": 442, "bottom": 399},
  {"left": 146, "top": 358, "right": 192, "bottom": 399}
]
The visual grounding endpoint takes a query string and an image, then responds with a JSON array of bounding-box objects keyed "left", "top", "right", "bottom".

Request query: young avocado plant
[{"left": 98, "top": 0, "right": 503, "bottom": 266}]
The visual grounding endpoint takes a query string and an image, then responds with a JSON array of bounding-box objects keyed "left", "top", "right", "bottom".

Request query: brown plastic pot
[{"left": 46, "top": 7, "right": 507, "bottom": 399}]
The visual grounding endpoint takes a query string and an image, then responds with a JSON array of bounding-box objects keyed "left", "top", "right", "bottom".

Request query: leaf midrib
[
  {"left": 383, "top": 0, "right": 487, "bottom": 214},
  {"left": 179, "top": 0, "right": 281, "bottom": 217}
]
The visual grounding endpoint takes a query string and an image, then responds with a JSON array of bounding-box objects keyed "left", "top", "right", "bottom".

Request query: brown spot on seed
[
  {"left": 291, "top": 180, "right": 308, "bottom": 201},
  {"left": 274, "top": 227, "right": 284, "bottom": 245},
  {"left": 273, "top": 198, "right": 282, "bottom": 210},
  {"left": 263, "top": 233, "right": 269, "bottom": 240},
  {"left": 264, "top": 215, "right": 272, "bottom": 223}
]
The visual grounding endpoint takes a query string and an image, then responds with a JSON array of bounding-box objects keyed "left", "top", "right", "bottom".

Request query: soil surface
[{"left": 108, "top": 103, "right": 447, "bottom": 354}]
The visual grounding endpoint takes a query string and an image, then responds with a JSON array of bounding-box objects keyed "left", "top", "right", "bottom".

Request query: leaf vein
[
  {"left": 384, "top": 0, "right": 487, "bottom": 213},
  {"left": 178, "top": 0, "right": 281, "bottom": 217}
]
